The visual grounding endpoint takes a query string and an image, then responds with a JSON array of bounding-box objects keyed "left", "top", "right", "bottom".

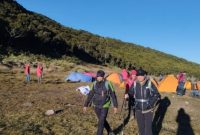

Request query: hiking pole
[
  {"left": 120, "top": 98, "right": 125, "bottom": 114},
  {"left": 121, "top": 99, "right": 128, "bottom": 135}
]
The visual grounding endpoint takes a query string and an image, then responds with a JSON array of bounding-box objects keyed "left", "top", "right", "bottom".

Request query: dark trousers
[
  {"left": 136, "top": 110, "right": 153, "bottom": 135},
  {"left": 94, "top": 107, "right": 112, "bottom": 135},
  {"left": 128, "top": 96, "right": 135, "bottom": 117}
]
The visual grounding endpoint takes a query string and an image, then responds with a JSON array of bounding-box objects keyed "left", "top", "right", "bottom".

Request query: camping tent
[
  {"left": 197, "top": 82, "right": 200, "bottom": 90},
  {"left": 184, "top": 81, "right": 192, "bottom": 90},
  {"left": 83, "top": 72, "right": 96, "bottom": 78},
  {"left": 106, "top": 73, "right": 123, "bottom": 85},
  {"left": 158, "top": 75, "right": 178, "bottom": 92},
  {"left": 65, "top": 72, "right": 92, "bottom": 82}
]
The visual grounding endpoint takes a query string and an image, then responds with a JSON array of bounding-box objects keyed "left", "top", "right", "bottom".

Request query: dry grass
[{"left": 0, "top": 66, "right": 200, "bottom": 135}]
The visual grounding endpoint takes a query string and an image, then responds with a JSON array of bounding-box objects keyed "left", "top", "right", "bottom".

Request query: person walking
[
  {"left": 128, "top": 68, "right": 161, "bottom": 135},
  {"left": 177, "top": 71, "right": 186, "bottom": 95},
  {"left": 124, "top": 70, "right": 137, "bottom": 118},
  {"left": 36, "top": 63, "right": 43, "bottom": 83},
  {"left": 83, "top": 70, "right": 118, "bottom": 135},
  {"left": 24, "top": 63, "right": 30, "bottom": 83}
]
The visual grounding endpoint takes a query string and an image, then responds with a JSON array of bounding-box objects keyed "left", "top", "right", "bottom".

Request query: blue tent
[{"left": 65, "top": 72, "right": 92, "bottom": 82}]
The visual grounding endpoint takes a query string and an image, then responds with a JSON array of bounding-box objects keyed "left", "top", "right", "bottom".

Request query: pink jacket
[
  {"left": 36, "top": 65, "right": 43, "bottom": 77},
  {"left": 24, "top": 64, "right": 30, "bottom": 75},
  {"left": 125, "top": 78, "right": 135, "bottom": 94},
  {"left": 178, "top": 73, "right": 185, "bottom": 82},
  {"left": 121, "top": 69, "right": 129, "bottom": 81}
]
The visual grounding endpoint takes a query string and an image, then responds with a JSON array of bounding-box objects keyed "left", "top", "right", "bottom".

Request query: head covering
[
  {"left": 96, "top": 70, "right": 105, "bottom": 77},
  {"left": 136, "top": 69, "right": 147, "bottom": 76},
  {"left": 130, "top": 70, "right": 137, "bottom": 75}
]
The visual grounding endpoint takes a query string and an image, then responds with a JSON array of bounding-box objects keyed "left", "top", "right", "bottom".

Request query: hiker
[
  {"left": 159, "top": 73, "right": 164, "bottom": 81},
  {"left": 176, "top": 71, "right": 186, "bottom": 95},
  {"left": 36, "top": 63, "right": 43, "bottom": 83},
  {"left": 121, "top": 68, "right": 129, "bottom": 81},
  {"left": 127, "top": 68, "right": 161, "bottom": 135},
  {"left": 83, "top": 70, "right": 118, "bottom": 135},
  {"left": 190, "top": 76, "right": 199, "bottom": 97},
  {"left": 124, "top": 70, "right": 137, "bottom": 118},
  {"left": 24, "top": 63, "right": 30, "bottom": 82},
  {"left": 191, "top": 76, "right": 196, "bottom": 91}
]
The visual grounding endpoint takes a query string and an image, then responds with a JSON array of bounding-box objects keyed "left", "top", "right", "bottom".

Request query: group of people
[
  {"left": 24, "top": 63, "right": 43, "bottom": 83},
  {"left": 83, "top": 69, "right": 161, "bottom": 135}
]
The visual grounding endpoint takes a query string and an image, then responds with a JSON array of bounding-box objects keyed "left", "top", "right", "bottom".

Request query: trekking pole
[
  {"left": 121, "top": 99, "right": 128, "bottom": 135},
  {"left": 120, "top": 98, "right": 125, "bottom": 114}
]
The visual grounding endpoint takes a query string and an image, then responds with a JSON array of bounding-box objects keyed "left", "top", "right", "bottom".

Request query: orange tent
[
  {"left": 184, "top": 81, "right": 192, "bottom": 90},
  {"left": 195, "top": 81, "right": 200, "bottom": 90},
  {"left": 106, "top": 73, "right": 123, "bottom": 85},
  {"left": 119, "top": 81, "right": 125, "bottom": 89},
  {"left": 158, "top": 75, "right": 178, "bottom": 92}
]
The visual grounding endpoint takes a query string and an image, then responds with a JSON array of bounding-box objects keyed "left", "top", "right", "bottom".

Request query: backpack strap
[
  {"left": 147, "top": 79, "right": 153, "bottom": 95},
  {"left": 91, "top": 81, "right": 96, "bottom": 91},
  {"left": 93, "top": 80, "right": 110, "bottom": 91},
  {"left": 134, "top": 80, "right": 152, "bottom": 97},
  {"left": 133, "top": 81, "right": 136, "bottom": 98},
  {"left": 105, "top": 80, "right": 109, "bottom": 91}
]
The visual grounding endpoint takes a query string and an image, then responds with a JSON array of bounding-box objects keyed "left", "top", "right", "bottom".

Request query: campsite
[{"left": 0, "top": 63, "right": 200, "bottom": 135}]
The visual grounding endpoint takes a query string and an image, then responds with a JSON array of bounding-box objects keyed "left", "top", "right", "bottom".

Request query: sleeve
[
  {"left": 125, "top": 83, "right": 129, "bottom": 94},
  {"left": 152, "top": 83, "right": 161, "bottom": 98},
  {"left": 150, "top": 82, "right": 161, "bottom": 106},
  {"left": 108, "top": 81, "right": 118, "bottom": 108},
  {"left": 84, "top": 84, "right": 95, "bottom": 107}
]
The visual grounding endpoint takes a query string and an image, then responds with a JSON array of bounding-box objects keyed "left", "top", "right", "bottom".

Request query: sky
[{"left": 16, "top": 0, "right": 200, "bottom": 64}]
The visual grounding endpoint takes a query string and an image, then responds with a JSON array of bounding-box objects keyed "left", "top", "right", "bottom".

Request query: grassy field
[{"left": 0, "top": 65, "right": 200, "bottom": 135}]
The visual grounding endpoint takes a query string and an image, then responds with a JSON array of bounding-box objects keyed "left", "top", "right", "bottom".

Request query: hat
[
  {"left": 130, "top": 70, "right": 137, "bottom": 75},
  {"left": 136, "top": 69, "right": 147, "bottom": 76},
  {"left": 96, "top": 70, "right": 105, "bottom": 77}
]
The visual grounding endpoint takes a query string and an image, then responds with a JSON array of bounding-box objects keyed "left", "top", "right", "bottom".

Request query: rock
[
  {"left": 45, "top": 110, "right": 55, "bottom": 116},
  {"left": 185, "top": 101, "right": 189, "bottom": 105},
  {"left": 23, "top": 102, "right": 33, "bottom": 107}
]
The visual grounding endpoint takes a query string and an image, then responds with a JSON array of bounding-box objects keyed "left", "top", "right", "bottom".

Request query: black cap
[
  {"left": 96, "top": 70, "right": 105, "bottom": 77},
  {"left": 136, "top": 69, "right": 147, "bottom": 76}
]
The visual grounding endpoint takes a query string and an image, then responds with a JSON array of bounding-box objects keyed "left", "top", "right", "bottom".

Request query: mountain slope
[{"left": 0, "top": 0, "right": 200, "bottom": 78}]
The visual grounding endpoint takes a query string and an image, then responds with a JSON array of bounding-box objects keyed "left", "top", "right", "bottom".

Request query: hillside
[{"left": 0, "top": 0, "right": 200, "bottom": 78}]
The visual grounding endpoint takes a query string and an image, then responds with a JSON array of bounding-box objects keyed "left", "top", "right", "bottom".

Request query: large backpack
[
  {"left": 131, "top": 80, "right": 160, "bottom": 109},
  {"left": 128, "top": 80, "right": 152, "bottom": 97},
  {"left": 93, "top": 80, "right": 109, "bottom": 91},
  {"left": 91, "top": 80, "right": 113, "bottom": 107}
]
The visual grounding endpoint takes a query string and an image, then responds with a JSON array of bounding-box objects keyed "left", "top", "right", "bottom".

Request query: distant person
[
  {"left": 177, "top": 71, "right": 186, "bottom": 84},
  {"left": 176, "top": 71, "right": 186, "bottom": 96},
  {"left": 83, "top": 70, "right": 118, "bottom": 135},
  {"left": 128, "top": 69, "right": 161, "bottom": 135},
  {"left": 121, "top": 68, "right": 129, "bottom": 81},
  {"left": 36, "top": 63, "right": 43, "bottom": 83},
  {"left": 124, "top": 70, "right": 137, "bottom": 118},
  {"left": 159, "top": 73, "right": 164, "bottom": 81},
  {"left": 24, "top": 63, "right": 30, "bottom": 83},
  {"left": 191, "top": 76, "right": 196, "bottom": 90},
  {"left": 190, "top": 76, "right": 199, "bottom": 97}
]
